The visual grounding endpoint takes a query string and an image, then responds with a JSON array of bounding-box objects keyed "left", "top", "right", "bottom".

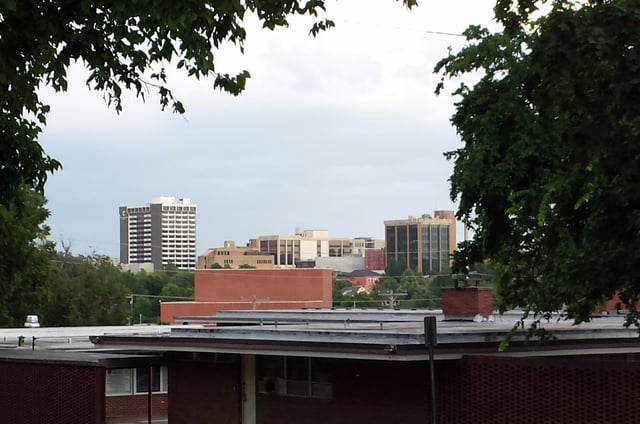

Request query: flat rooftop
[{"left": 90, "top": 309, "right": 640, "bottom": 361}]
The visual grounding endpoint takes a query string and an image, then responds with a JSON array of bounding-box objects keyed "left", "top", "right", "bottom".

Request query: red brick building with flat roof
[
  {"left": 160, "top": 268, "right": 332, "bottom": 324},
  {"left": 364, "top": 249, "right": 385, "bottom": 272}
]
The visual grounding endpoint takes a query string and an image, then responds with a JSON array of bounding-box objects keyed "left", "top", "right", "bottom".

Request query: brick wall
[
  {"left": 161, "top": 268, "right": 333, "bottom": 323},
  {"left": 193, "top": 269, "right": 332, "bottom": 302},
  {"left": 364, "top": 250, "right": 385, "bottom": 271},
  {"left": 168, "top": 357, "right": 241, "bottom": 424},
  {"left": 105, "top": 393, "right": 168, "bottom": 418},
  {"left": 451, "top": 355, "right": 640, "bottom": 424},
  {"left": 173, "top": 352, "right": 640, "bottom": 424},
  {"left": 0, "top": 362, "right": 105, "bottom": 424},
  {"left": 442, "top": 287, "right": 494, "bottom": 318}
]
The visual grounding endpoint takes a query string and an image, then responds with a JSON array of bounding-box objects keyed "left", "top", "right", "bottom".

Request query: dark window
[
  {"left": 257, "top": 356, "right": 332, "bottom": 399},
  {"left": 135, "top": 366, "right": 161, "bottom": 393},
  {"left": 409, "top": 224, "right": 419, "bottom": 271}
]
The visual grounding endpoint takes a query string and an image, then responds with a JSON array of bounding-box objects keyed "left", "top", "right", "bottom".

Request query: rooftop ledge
[{"left": 86, "top": 309, "right": 640, "bottom": 361}]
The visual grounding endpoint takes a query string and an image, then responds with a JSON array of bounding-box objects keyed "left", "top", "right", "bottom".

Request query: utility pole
[
  {"left": 379, "top": 291, "right": 408, "bottom": 309},
  {"left": 424, "top": 316, "right": 438, "bottom": 424}
]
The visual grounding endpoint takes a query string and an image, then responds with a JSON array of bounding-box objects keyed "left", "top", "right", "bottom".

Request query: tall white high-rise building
[{"left": 119, "top": 197, "right": 197, "bottom": 271}]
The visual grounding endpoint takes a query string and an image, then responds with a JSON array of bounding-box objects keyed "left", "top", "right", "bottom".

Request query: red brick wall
[
  {"left": 193, "top": 269, "right": 332, "bottom": 302},
  {"left": 364, "top": 250, "right": 385, "bottom": 271},
  {"left": 599, "top": 292, "right": 640, "bottom": 313},
  {"left": 106, "top": 393, "right": 168, "bottom": 418},
  {"left": 162, "top": 300, "right": 331, "bottom": 324},
  {"left": 169, "top": 353, "right": 640, "bottom": 424},
  {"left": 442, "top": 287, "right": 494, "bottom": 317},
  {"left": 168, "top": 358, "right": 241, "bottom": 424},
  {"left": 161, "top": 269, "right": 333, "bottom": 323},
  {"left": 0, "top": 362, "right": 105, "bottom": 424},
  {"left": 451, "top": 355, "right": 640, "bottom": 423}
]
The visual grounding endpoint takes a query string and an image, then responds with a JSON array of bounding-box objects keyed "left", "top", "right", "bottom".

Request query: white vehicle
[{"left": 23, "top": 315, "right": 40, "bottom": 328}]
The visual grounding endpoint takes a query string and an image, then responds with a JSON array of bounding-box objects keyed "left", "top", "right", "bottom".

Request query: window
[
  {"left": 135, "top": 367, "right": 161, "bottom": 393},
  {"left": 257, "top": 356, "right": 332, "bottom": 399},
  {"left": 106, "top": 369, "right": 132, "bottom": 395},
  {"left": 106, "top": 366, "right": 168, "bottom": 396}
]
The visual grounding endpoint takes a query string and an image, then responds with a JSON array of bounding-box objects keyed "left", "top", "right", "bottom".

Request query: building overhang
[
  {"left": 90, "top": 310, "right": 640, "bottom": 362},
  {"left": 0, "top": 349, "right": 166, "bottom": 369}
]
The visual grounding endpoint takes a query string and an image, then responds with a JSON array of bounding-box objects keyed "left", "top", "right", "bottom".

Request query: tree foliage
[
  {"left": 0, "top": 0, "right": 420, "bottom": 325},
  {"left": 0, "top": 187, "right": 57, "bottom": 326},
  {"left": 436, "top": 0, "right": 640, "bottom": 325},
  {"left": 0, "top": 0, "right": 416, "bottom": 202},
  {"left": 40, "top": 256, "right": 194, "bottom": 326}
]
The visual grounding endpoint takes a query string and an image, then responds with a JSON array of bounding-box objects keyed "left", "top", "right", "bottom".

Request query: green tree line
[
  {"left": 332, "top": 259, "right": 496, "bottom": 309},
  {"left": 0, "top": 203, "right": 193, "bottom": 328}
]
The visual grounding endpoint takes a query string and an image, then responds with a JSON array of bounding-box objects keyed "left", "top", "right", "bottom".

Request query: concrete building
[
  {"left": 197, "top": 241, "right": 275, "bottom": 269},
  {"left": 253, "top": 230, "right": 383, "bottom": 268},
  {"left": 313, "top": 255, "right": 365, "bottom": 273},
  {"left": 353, "top": 236, "right": 385, "bottom": 252},
  {"left": 384, "top": 210, "right": 456, "bottom": 274},
  {"left": 119, "top": 197, "right": 197, "bottom": 271}
]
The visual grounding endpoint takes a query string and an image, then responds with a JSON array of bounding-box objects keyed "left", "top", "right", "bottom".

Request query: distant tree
[
  {"left": 426, "top": 274, "right": 453, "bottom": 308},
  {"left": 209, "top": 263, "right": 223, "bottom": 269},
  {"left": 124, "top": 268, "right": 194, "bottom": 323},
  {"left": 42, "top": 255, "right": 130, "bottom": 326},
  {"left": 0, "top": 187, "right": 58, "bottom": 326},
  {"left": 130, "top": 296, "right": 154, "bottom": 326},
  {"left": 399, "top": 269, "right": 430, "bottom": 307},
  {"left": 350, "top": 291, "right": 375, "bottom": 308},
  {"left": 385, "top": 258, "right": 407, "bottom": 279},
  {"left": 239, "top": 264, "right": 257, "bottom": 269},
  {"left": 374, "top": 277, "right": 401, "bottom": 295},
  {"left": 331, "top": 279, "right": 376, "bottom": 308},
  {"left": 332, "top": 279, "right": 352, "bottom": 303}
]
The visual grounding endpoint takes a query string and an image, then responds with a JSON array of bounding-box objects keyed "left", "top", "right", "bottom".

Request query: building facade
[
  {"left": 160, "top": 268, "right": 333, "bottom": 323},
  {"left": 364, "top": 248, "right": 385, "bottom": 272},
  {"left": 253, "top": 230, "right": 383, "bottom": 268},
  {"left": 384, "top": 210, "right": 456, "bottom": 274},
  {"left": 119, "top": 197, "right": 197, "bottom": 271},
  {"left": 4, "top": 304, "right": 640, "bottom": 424},
  {"left": 197, "top": 241, "right": 275, "bottom": 269},
  {"left": 94, "top": 309, "right": 640, "bottom": 424}
]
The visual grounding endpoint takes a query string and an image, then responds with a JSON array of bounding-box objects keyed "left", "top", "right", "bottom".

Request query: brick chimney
[{"left": 442, "top": 286, "right": 494, "bottom": 320}]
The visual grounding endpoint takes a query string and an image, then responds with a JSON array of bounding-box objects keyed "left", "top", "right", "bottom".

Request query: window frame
[{"left": 105, "top": 366, "right": 168, "bottom": 397}]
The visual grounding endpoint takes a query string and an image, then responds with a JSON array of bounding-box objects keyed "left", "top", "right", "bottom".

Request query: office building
[
  {"left": 253, "top": 230, "right": 383, "bottom": 268},
  {"left": 197, "top": 241, "right": 275, "bottom": 269},
  {"left": 384, "top": 210, "right": 456, "bottom": 274},
  {"left": 119, "top": 197, "right": 197, "bottom": 271}
]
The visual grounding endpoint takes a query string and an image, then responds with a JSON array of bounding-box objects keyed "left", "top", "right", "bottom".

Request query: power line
[{"left": 335, "top": 17, "right": 466, "bottom": 38}]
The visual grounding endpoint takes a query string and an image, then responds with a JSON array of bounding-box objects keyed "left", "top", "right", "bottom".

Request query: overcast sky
[{"left": 39, "top": 0, "right": 497, "bottom": 258}]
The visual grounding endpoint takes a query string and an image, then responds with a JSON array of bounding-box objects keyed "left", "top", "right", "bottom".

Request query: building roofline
[{"left": 90, "top": 310, "right": 640, "bottom": 361}]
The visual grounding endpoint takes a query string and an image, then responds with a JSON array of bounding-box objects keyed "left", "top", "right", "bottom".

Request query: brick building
[
  {"left": 197, "top": 240, "right": 275, "bottom": 269},
  {"left": 160, "top": 268, "right": 333, "bottom": 323},
  {"left": 2, "top": 290, "right": 640, "bottom": 424},
  {"left": 364, "top": 248, "right": 385, "bottom": 272},
  {"left": 93, "top": 309, "right": 640, "bottom": 424}
]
